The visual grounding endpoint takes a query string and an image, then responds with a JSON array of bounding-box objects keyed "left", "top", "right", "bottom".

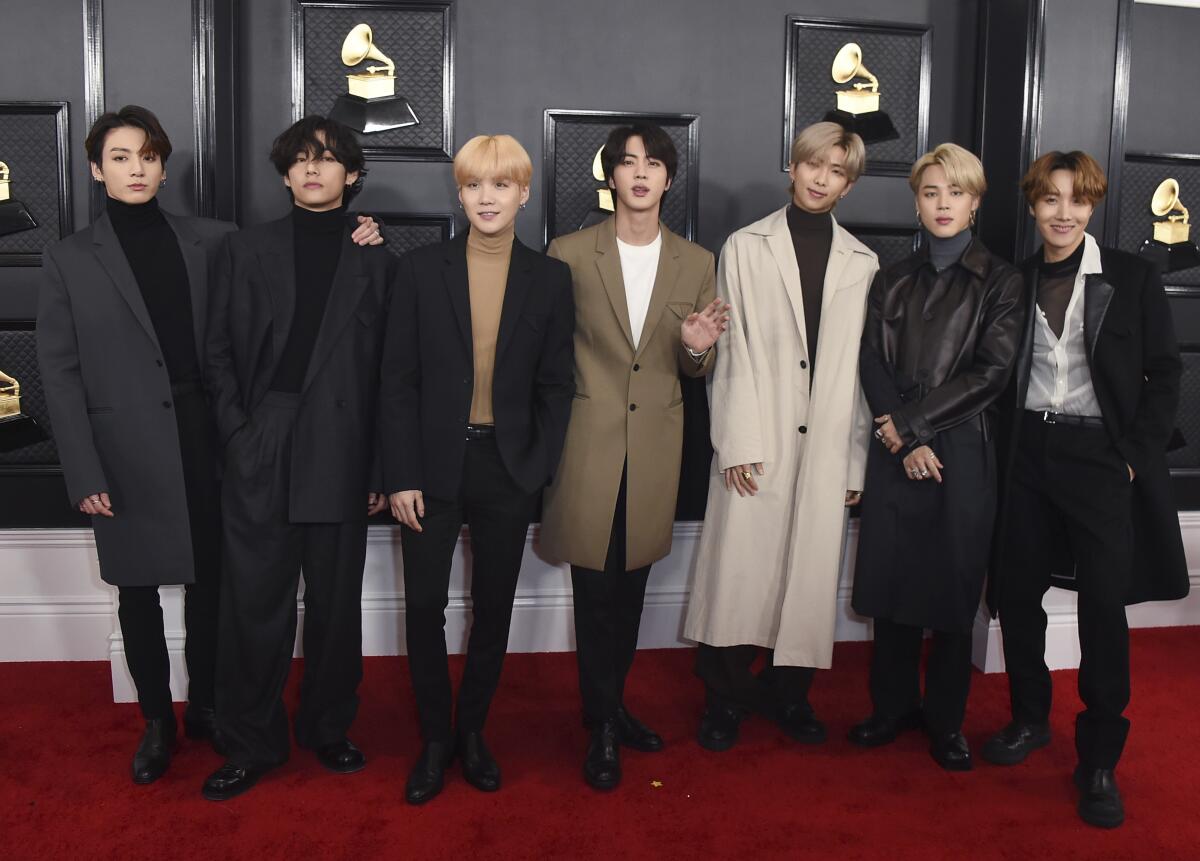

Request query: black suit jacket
[
  {"left": 37, "top": 211, "right": 235, "bottom": 586},
  {"left": 205, "top": 213, "right": 395, "bottom": 523},
  {"left": 992, "top": 241, "right": 1189, "bottom": 606},
  {"left": 380, "top": 231, "right": 575, "bottom": 499}
]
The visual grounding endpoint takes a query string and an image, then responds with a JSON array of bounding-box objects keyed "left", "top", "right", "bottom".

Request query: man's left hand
[
  {"left": 367, "top": 492, "right": 388, "bottom": 515},
  {"left": 681, "top": 298, "right": 731, "bottom": 353},
  {"left": 351, "top": 215, "right": 385, "bottom": 246}
]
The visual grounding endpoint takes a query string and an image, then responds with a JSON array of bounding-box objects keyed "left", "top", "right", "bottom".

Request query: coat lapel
[
  {"left": 260, "top": 217, "right": 296, "bottom": 365},
  {"left": 593, "top": 217, "right": 635, "bottom": 350},
  {"left": 1083, "top": 273, "right": 1116, "bottom": 361},
  {"left": 162, "top": 211, "right": 207, "bottom": 357},
  {"left": 821, "top": 218, "right": 853, "bottom": 314},
  {"left": 635, "top": 226, "right": 682, "bottom": 357},
  {"left": 443, "top": 232, "right": 473, "bottom": 353},
  {"left": 763, "top": 208, "right": 809, "bottom": 360},
  {"left": 494, "top": 238, "right": 535, "bottom": 365},
  {"left": 91, "top": 214, "right": 161, "bottom": 352},
  {"left": 301, "top": 231, "right": 369, "bottom": 393}
]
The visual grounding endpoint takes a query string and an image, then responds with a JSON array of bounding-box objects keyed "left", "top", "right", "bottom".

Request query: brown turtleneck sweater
[{"left": 467, "top": 222, "right": 514, "bottom": 424}]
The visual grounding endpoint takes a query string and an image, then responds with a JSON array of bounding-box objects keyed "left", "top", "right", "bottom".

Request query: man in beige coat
[
  {"left": 541, "top": 123, "right": 727, "bottom": 791},
  {"left": 683, "top": 122, "right": 879, "bottom": 751}
]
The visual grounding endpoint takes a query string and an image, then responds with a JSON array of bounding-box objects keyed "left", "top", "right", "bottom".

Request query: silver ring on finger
[
  {"left": 909, "top": 467, "right": 920, "bottom": 476},
  {"left": 920, "top": 470, "right": 929, "bottom": 478}
]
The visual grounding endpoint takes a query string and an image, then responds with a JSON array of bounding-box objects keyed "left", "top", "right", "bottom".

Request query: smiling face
[
  {"left": 788, "top": 145, "right": 853, "bottom": 214},
  {"left": 90, "top": 126, "right": 164, "bottom": 205},
  {"left": 458, "top": 175, "right": 529, "bottom": 235},
  {"left": 915, "top": 163, "right": 979, "bottom": 238},
  {"left": 608, "top": 134, "right": 672, "bottom": 215},
  {"left": 1031, "top": 168, "right": 1095, "bottom": 262},
  {"left": 283, "top": 130, "right": 357, "bottom": 212}
]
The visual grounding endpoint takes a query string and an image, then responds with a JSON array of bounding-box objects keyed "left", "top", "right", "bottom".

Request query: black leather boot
[{"left": 131, "top": 717, "right": 176, "bottom": 784}]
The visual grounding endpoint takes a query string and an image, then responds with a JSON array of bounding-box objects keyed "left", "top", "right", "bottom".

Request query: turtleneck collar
[
  {"left": 467, "top": 221, "right": 516, "bottom": 256},
  {"left": 292, "top": 204, "right": 347, "bottom": 234},
  {"left": 925, "top": 227, "right": 973, "bottom": 272},
  {"left": 1038, "top": 237, "right": 1085, "bottom": 278},
  {"left": 106, "top": 194, "right": 165, "bottom": 231},
  {"left": 787, "top": 204, "right": 833, "bottom": 232}
]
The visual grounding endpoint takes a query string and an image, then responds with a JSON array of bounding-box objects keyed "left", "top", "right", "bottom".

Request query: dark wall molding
[
  {"left": 192, "top": 0, "right": 217, "bottom": 218},
  {"left": 1104, "top": 0, "right": 1134, "bottom": 246},
  {"left": 83, "top": 0, "right": 105, "bottom": 221}
]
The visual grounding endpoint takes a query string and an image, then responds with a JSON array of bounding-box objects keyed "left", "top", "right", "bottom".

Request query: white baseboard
[{"left": 4, "top": 513, "right": 1199, "bottom": 703}]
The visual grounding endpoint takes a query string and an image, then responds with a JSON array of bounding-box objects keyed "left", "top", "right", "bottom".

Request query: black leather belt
[
  {"left": 1026, "top": 410, "right": 1105, "bottom": 428},
  {"left": 465, "top": 423, "right": 496, "bottom": 440}
]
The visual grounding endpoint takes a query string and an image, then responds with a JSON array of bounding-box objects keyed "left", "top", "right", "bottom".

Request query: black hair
[
  {"left": 268, "top": 115, "right": 367, "bottom": 202},
  {"left": 600, "top": 123, "right": 679, "bottom": 203},
  {"left": 85, "top": 105, "right": 172, "bottom": 166}
]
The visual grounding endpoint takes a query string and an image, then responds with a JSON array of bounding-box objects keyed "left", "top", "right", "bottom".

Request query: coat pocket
[
  {"left": 667, "top": 301, "right": 692, "bottom": 319},
  {"left": 86, "top": 406, "right": 114, "bottom": 415}
]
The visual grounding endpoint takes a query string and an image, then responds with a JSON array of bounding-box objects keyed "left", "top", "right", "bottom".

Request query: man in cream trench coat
[{"left": 684, "top": 122, "right": 879, "bottom": 751}]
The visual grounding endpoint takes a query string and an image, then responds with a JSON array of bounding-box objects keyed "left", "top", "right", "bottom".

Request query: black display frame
[
  {"left": 0, "top": 102, "right": 72, "bottom": 266},
  {"left": 373, "top": 211, "right": 456, "bottom": 256}
]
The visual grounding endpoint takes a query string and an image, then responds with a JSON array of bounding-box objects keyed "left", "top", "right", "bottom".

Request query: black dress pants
[
  {"left": 571, "top": 465, "right": 656, "bottom": 724},
  {"left": 117, "top": 383, "right": 221, "bottom": 722},
  {"left": 217, "top": 392, "right": 368, "bottom": 767},
  {"left": 868, "top": 618, "right": 973, "bottom": 735},
  {"left": 401, "top": 435, "right": 537, "bottom": 744},
  {"left": 997, "top": 414, "right": 1133, "bottom": 770},
  {"left": 693, "top": 644, "right": 816, "bottom": 715}
]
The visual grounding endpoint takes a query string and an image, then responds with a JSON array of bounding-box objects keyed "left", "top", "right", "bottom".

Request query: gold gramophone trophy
[
  {"left": 822, "top": 43, "right": 899, "bottom": 144},
  {"left": 328, "top": 23, "right": 420, "bottom": 134},
  {"left": 1138, "top": 177, "right": 1200, "bottom": 273},
  {"left": 0, "top": 161, "right": 39, "bottom": 238},
  {"left": 577, "top": 146, "right": 616, "bottom": 231},
  {"left": 0, "top": 369, "right": 47, "bottom": 453}
]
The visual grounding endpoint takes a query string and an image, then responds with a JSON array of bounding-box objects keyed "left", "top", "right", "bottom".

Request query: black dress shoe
[
  {"left": 778, "top": 703, "right": 826, "bottom": 745},
  {"left": 583, "top": 720, "right": 621, "bottom": 790},
  {"left": 459, "top": 732, "right": 501, "bottom": 792},
  {"left": 315, "top": 738, "right": 366, "bottom": 774},
  {"left": 929, "top": 731, "right": 973, "bottom": 771},
  {"left": 202, "top": 761, "right": 274, "bottom": 801},
  {"left": 182, "top": 704, "right": 228, "bottom": 756},
  {"left": 847, "top": 711, "right": 923, "bottom": 748},
  {"left": 132, "top": 717, "right": 176, "bottom": 784},
  {"left": 615, "top": 705, "right": 664, "bottom": 753},
  {"left": 405, "top": 741, "right": 453, "bottom": 805},
  {"left": 1074, "top": 766, "right": 1124, "bottom": 828},
  {"left": 981, "top": 721, "right": 1051, "bottom": 766},
  {"left": 698, "top": 704, "right": 743, "bottom": 752}
]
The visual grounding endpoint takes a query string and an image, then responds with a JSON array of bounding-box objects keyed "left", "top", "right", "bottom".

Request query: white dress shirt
[{"left": 617, "top": 232, "right": 662, "bottom": 346}]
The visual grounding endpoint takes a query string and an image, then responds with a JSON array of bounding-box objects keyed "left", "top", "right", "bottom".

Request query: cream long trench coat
[{"left": 683, "top": 207, "right": 878, "bottom": 669}]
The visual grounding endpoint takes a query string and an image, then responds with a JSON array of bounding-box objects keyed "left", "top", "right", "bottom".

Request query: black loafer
[
  {"left": 132, "top": 717, "right": 177, "bottom": 784},
  {"left": 848, "top": 711, "right": 923, "bottom": 748},
  {"left": 981, "top": 721, "right": 1051, "bottom": 766},
  {"left": 405, "top": 741, "right": 453, "bottom": 805},
  {"left": 698, "top": 704, "right": 744, "bottom": 752},
  {"left": 929, "top": 731, "right": 973, "bottom": 771},
  {"left": 458, "top": 731, "right": 501, "bottom": 792},
  {"left": 1074, "top": 766, "right": 1124, "bottom": 828},
  {"left": 316, "top": 738, "right": 366, "bottom": 774},
  {"left": 778, "top": 703, "right": 827, "bottom": 745},
  {"left": 202, "top": 761, "right": 274, "bottom": 801},
  {"left": 182, "top": 703, "right": 228, "bottom": 756},
  {"left": 583, "top": 720, "right": 621, "bottom": 790},
  {"left": 615, "top": 704, "right": 664, "bottom": 753}
]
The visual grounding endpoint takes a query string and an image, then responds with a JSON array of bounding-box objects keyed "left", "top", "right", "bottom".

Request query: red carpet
[{"left": 1, "top": 628, "right": 1198, "bottom": 859}]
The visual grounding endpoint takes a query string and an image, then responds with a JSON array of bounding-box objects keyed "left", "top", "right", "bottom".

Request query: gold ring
[{"left": 742, "top": 471, "right": 752, "bottom": 481}]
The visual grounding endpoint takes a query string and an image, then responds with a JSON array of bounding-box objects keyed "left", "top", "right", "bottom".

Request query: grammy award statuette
[
  {"left": 822, "top": 43, "right": 899, "bottom": 144},
  {"left": 0, "top": 369, "right": 47, "bottom": 454},
  {"left": 1138, "top": 177, "right": 1200, "bottom": 274},
  {"left": 0, "top": 162, "right": 38, "bottom": 238},
  {"left": 328, "top": 23, "right": 420, "bottom": 134},
  {"left": 576, "top": 146, "right": 616, "bottom": 231}
]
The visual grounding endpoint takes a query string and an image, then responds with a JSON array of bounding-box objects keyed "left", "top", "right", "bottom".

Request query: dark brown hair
[
  {"left": 268, "top": 115, "right": 366, "bottom": 201},
  {"left": 600, "top": 123, "right": 679, "bottom": 200},
  {"left": 1021, "top": 150, "right": 1107, "bottom": 206},
  {"left": 84, "top": 105, "right": 173, "bottom": 166}
]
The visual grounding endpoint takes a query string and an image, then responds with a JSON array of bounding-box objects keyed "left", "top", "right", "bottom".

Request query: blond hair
[
  {"left": 909, "top": 143, "right": 987, "bottom": 197},
  {"left": 453, "top": 134, "right": 533, "bottom": 187},
  {"left": 789, "top": 122, "right": 866, "bottom": 183}
]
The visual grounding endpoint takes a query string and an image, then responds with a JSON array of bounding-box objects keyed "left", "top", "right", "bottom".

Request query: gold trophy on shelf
[
  {"left": 577, "top": 145, "right": 616, "bottom": 231},
  {"left": 328, "top": 23, "right": 420, "bottom": 134},
  {"left": 1139, "top": 177, "right": 1200, "bottom": 273},
  {"left": 822, "top": 43, "right": 899, "bottom": 144},
  {"left": 0, "top": 369, "right": 47, "bottom": 453},
  {"left": 0, "top": 161, "right": 38, "bottom": 238}
]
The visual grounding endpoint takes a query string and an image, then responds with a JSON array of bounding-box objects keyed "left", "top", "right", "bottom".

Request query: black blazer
[
  {"left": 204, "top": 213, "right": 395, "bottom": 522},
  {"left": 37, "top": 211, "right": 235, "bottom": 586},
  {"left": 380, "top": 231, "right": 575, "bottom": 499},
  {"left": 992, "top": 241, "right": 1189, "bottom": 606}
]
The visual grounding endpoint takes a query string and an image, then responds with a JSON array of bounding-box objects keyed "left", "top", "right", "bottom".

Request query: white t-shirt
[{"left": 616, "top": 231, "right": 662, "bottom": 346}]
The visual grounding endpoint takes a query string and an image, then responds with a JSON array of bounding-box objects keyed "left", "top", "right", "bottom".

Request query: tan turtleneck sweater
[{"left": 467, "top": 223, "right": 514, "bottom": 424}]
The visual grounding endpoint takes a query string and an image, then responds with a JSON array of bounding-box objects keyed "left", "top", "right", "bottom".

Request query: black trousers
[
  {"left": 117, "top": 384, "right": 221, "bottom": 722},
  {"left": 868, "top": 618, "right": 973, "bottom": 735},
  {"left": 693, "top": 644, "right": 816, "bottom": 715},
  {"left": 401, "top": 436, "right": 537, "bottom": 744},
  {"left": 997, "top": 414, "right": 1133, "bottom": 770},
  {"left": 216, "top": 392, "right": 368, "bottom": 767}
]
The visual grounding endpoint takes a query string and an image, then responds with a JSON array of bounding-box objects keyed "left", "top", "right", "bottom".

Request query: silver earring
[
  {"left": 519, "top": 202, "right": 526, "bottom": 210},
  {"left": 160, "top": 178, "right": 166, "bottom": 187},
  {"left": 457, "top": 202, "right": 463, "bottom": 210}
]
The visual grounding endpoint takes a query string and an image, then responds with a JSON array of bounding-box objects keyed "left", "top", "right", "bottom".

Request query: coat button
[
  {"left": 336, "top": 399, "right": 347, "bottom": 408},
  {"left": 798, "top": 425, "right": 807, "bottom": 433},
  {"left": 155, "top": 359, "right": 164, "bottom": 368},
  {"left": 629, "top": 404, "right": 637, "bottom": 412},
  {"left": 162, "top": 401, "right": 172, "bottom": 409},
  {"left": 799, "top": 360, "right": 807, "bottom": 369},
  {"left": 633, "top": 364, "right": 640, "bottom": 372}
]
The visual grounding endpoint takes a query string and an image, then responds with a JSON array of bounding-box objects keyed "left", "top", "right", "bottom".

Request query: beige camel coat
[
  {"left": 540, "top": 217, "right": 716, "bottom": 571},
  {"left": 683, "top": 207, "right": 878, "bottom": 668}
]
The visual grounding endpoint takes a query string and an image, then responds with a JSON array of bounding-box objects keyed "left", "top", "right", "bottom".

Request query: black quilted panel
[
  {"left": 1169, "top": 348, "right": 1200, "bottom": 469},
  {"left": 299, "top": 1, "right": 452, "bottom": 158},
  {"left": 545, "top": 113, "right": 697, "bottom": 245},
  {"left": 784, "top": 19, "right": 928, "bottom": 174},
  {"left": 0, "top": 109, "right": 66, "bottom": 257},
  {"left": 1117, "top": 157, "right": 1200, "bottom": 287},
  {"left": 846, "top": 226, "right": 919, "bottom": 269},
  {"left": 376, "top": 212, "right": 454, "bottom": 255},
  {"left": 0, "top": 326, "right": 59, "bottom": 465}
]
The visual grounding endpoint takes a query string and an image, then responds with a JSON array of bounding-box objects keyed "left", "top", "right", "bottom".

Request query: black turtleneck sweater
[
  {"left": 107, "top": 196, "right": 199, "bottom": 384},
  {"left": 1036, "top": 239, "right": 1085, "bottom": 339},
  {"left": 786, "top": 204, "right": 834, "bottom": 373},
  {"left": 270, "top": 205, "right": 346, "bottom": 393}
]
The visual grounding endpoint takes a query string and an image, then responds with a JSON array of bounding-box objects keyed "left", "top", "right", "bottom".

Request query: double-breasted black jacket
[
  {"left": 991, "top": 242, "right": 1189, "bottom": 607},
  {"left": 379, "top": 231, "right": 575, "bottom": 501},
  {"left": 204, "top": 214, "right": 396, "bottom": 523}
]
